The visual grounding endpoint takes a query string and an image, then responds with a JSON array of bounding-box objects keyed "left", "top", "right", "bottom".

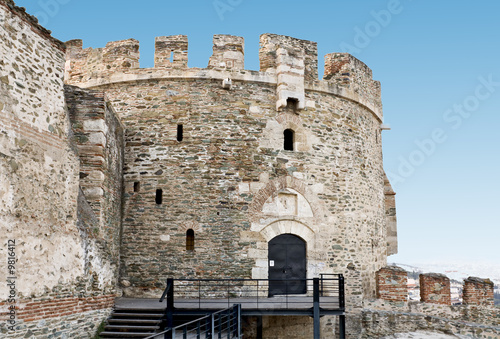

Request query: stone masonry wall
[
  {"left": 0, "top": 1, "right": 122, "bottom": 337},
  {"left": 384, "top": 175, "right": 397, "bottom": 256},
  {"left": 362, "top": 299, "right": 500, "bottom": 338},
  {"left": 324, "top": 53, "right": 382, "bottom": 114},
  {"left": 65, "top": 85, "right": 125, "bottom": 258},
  {"left": 369, "top": 266, "right": 499, "bottom": 338},
  {"left": 0, "top": 0, "right": 81, "bottom": 302},
  {"left": 64, "top": 33, "right": 391, "bottom": 338}
]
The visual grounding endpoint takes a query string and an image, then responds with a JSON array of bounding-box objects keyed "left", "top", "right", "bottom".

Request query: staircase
[{"left": 99, "top": 307, "right": 164, "bottom": 338}]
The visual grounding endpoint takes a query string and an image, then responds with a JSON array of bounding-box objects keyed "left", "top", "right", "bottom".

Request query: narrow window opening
[
  {"left": 177, "top": 124, "right": 183, "bottom": 142},
  {"left": 286, "top": 98, "right": 298, "bottom": 112},
  {"left": 170, "top": 51, "right": 174, "bottom": 63},
  {"left": 155, "top": 189, "right": 163, "bottom": 205},
  {"left": 284, "top": 129, "right": 294, "bottom": 151},
  {"left": 186, "top": 229, "right": 195, "bottom": 251},
  {"left": 134, "top": 182, "right": 140, "bottom": 192}
]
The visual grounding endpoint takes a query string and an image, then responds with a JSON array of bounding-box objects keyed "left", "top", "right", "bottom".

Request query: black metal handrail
[
  {"left": 144, "top": 304, "right": 241, "bottom": 339},
  {"left": 159, "top": 275, "right": 344, "bottom": 311},
  {"left": 157, "top": 275, "right": 345, "bottom": 339}
]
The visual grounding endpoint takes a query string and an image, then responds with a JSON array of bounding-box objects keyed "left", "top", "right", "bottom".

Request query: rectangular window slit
[
  {"left": 177, "top": 124, "right": 183, "bottom": 142},
  {"left": 134, "top": 182, "right": 140, "bottom": 192},
  {"left": 156, "top": 189, "right": 163, "bottom": 205}
]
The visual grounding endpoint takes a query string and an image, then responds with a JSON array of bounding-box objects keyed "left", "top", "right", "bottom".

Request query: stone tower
[{"left": 64, "top": 33, "right": 397, "bottom": 336}]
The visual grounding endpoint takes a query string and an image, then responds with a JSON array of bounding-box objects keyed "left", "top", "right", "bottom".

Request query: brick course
[
  {"left": 463, "top": 276, "right": 494, "bottom": 306},
  {"left": 376, "top": 266, "right": 408, "bottom": 302},
  {"left": 420, "top": 273, "right": 451, "bottom": 305}
]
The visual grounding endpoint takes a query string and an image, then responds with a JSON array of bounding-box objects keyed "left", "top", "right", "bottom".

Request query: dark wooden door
[{"left": 268, "top": 234, "right": 307, "bottom": 296}]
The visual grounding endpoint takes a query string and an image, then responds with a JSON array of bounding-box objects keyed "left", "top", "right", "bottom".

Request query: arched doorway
[{"left": 268, "top": 234, "right": 307, "bottom": 296}]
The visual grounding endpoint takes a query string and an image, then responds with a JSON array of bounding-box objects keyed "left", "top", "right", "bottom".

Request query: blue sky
[{"left": 18, "top": 0, "right": 500, "bottom": 266}]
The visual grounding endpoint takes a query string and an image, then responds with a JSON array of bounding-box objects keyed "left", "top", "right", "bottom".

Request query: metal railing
[
  {"left": 144, "top": 304, "right": 241, "bottom": 339},
  {"left": 158, "top": 275, "right": 345, "bottom": 339},
  {"left": 159, "top": 275, "right": 344, "bottom": 312}
]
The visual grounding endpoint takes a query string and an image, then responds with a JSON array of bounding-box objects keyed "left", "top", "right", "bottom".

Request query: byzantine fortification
[
  {"left": 0, "top": 0, "right": 498, "bottom": 338},
  {"left": 63, "top": 32, "right": 395, "bottom": 299}
]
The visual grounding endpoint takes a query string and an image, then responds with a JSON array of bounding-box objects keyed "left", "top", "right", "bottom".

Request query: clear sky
[{"left": 17, "top": 0, "right": 500, "bottom": 266}]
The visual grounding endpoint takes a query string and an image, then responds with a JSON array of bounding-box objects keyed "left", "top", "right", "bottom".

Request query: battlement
[{"left": 64, "top": 33, "right": 382, "bottom": 118}]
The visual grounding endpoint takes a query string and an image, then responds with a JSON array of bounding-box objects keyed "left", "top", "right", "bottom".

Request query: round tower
[{"left": 65, "top": 33, "right": 397, "bottom": 337}]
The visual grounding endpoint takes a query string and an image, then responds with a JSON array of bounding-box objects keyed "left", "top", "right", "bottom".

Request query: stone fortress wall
[
  {"left": 64, "top": 31, "right": 397, "bottom": 323},
  {"left": 366, "top": 266, "right": 500, "bottom": 338},
  {"left": 2, "top": 0, "right": 496, "bottom": 338},
  {"left": 0, "top": 0, "right": 123, "bottom": 337}
]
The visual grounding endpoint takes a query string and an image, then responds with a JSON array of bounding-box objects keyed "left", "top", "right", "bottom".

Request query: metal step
[
  {"left": 104, "top": 324, "right": 160, "bottom": 331},
  {"left": 108, "top": 318, "right": 161, "bottom": 325},
  {"left": 99, "top": 331, "right": 156, "bottom": 338},
  {"left": 111, "top": 312, "right": 164, "bottom": 318}
]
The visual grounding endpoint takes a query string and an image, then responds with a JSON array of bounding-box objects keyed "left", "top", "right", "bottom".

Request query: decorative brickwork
[
  {"left": 376, "top": 266, "right": 408, "bottom": 302},
  {"left": 420, "top": 273, "right": 451, "bottom": 305},
  {"left": 0, "top": 295, "right": 114, "bottom": 322},
  {"left": 463, "top": 277, "right": 495, "bottom": 306}
]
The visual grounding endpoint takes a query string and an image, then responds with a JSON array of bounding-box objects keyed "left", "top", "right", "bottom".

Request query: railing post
[
  {"left": 339, "top": 315, "right": 346, "bottom": 339},
  {"left": 313, "top": 278, "right": 320, "bottom": 339},
  {"left": 320, "top": 274, "right": 324, "bottom": 297},
  {"left": 237, "top": 304, "right": 241, "bottom": 338},
  {"left": 166, "top": 278, "right": 174, "bottom": 339},
  {"left": 206, "top": 314, "right": 213, "bottom": 339},
  {"left": 338, "top": 274, "right": 345, "bottom": 310},
  {"left": 211, "top": 312, "right": 215, "bottom": 339},
  {"left": 256, "top": 316, "right": 262, "bottom": 339},
  {"left": 338, "top": 274, "right": 346, "bottom": 339},
  {"left": 227, "top": 280, "right": 230, "bottom": 308},
  {"left": 256, "top": 280, "right": 259, "bottom": 309}
]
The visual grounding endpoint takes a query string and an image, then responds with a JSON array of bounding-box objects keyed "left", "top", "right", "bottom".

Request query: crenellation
[
  {"left": 63, "top": 33, "right": 384, "bottom": 122},
  {"left": 420, "top": 273, "right": 451, "bottom": 305},
  {"left": 102, "top": 38, "right": 140, "bottom": 71},
  {"left": 324, "top": 53, "right": 382, "bottom": 112},
  {"left": 208, "top": 34, "right": 244, "bottom": 71},
  {"left": 259, "top": 33, "right": 318, "bottom": 81},
  {"left": 65, "top": 39, "right": 83, "bottom": 58},
  {"left": 463, "top": 276, "right": 495, "bottom": 306},
  {"left": 376, "top": 266, "right": 407, "bottom": 302},
  {"left": 154, "top": 35, "right": 188, "bottom": 69}
]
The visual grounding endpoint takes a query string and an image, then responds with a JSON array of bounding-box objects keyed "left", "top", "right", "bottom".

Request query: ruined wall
[
  {"left": 362, "top": 300, "right": 500, "bottom": 339},
  {"left": 420, "top": 273, "right": 451, "bottom": 305},
  {"left": 0, "top": 1, "right": 122, "bottom": 337},
  {"left": 65, "top": 85, "right": 125, "bottom": 258},
  {"left": 366, "top": 266, "right": 500, "bottom": 338},
  {"left": 376, "top": 266, "right": 407, "bottom": 302},
  {"left": 463, "top": 277, "right": 495, "bottom": 306}
]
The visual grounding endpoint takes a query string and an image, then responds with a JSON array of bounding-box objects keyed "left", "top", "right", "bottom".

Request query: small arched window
[
  {"left": 186, "top": 229, "right": 195, "bottom": 251},
  {"left": 284, "top": 129, "right": 294, "bottom": 151}
]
